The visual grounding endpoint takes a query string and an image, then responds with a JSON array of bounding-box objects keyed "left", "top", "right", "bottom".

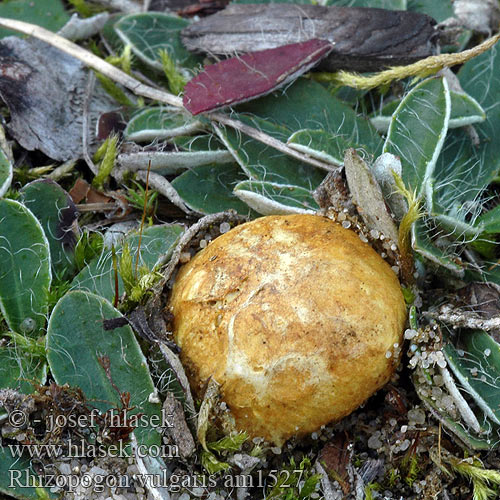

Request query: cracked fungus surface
[{"left": 169, "top": 214, "right": 407, "bottom": 444}]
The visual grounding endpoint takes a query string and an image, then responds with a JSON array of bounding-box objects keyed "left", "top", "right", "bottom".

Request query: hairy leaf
[
  {"left": 0, "top": 0, "right": 68, "bottom": 39},
  {"left": 47, "top": 290, "right": 161, "bottom": 447},
  {"left": 125, "top": 107, "right": 204, "bottom": 142},
  {"left": 0, "top": 147, "right": 12, "bottom": 198},
  {"left": 237, "top": 79, "right": 381, "bottom": 153},
  {"left": 215, "top": 114, "right": 325, "bottom": 189},
  {"left": 444, "top": 331, "right": 500, "bottom": 425},
  {"left": 0, "top": 446, "right": 56, "bottom": 499},
  {"left": 114, "top": 13, "right": 202, "bottom": 72},
  {"left": 20, "top": 180, "right": 78, "bottom": 280},
  {"left": 71, "top": 225, "right": 183, "bottom": 302},
  {"left": 287, "top": 129, "right": 354, "bottom": 167},
  {"left": 172, "top": 163, "right": 254, "bottom": 215},
  {"left": 0, "top": 200, "right": 51, "bottom": 334},
  {"left": 371, "top": 90, "right": 485, "bottom": 133},
  {"left": 234, "top": 180, "right": 318, "bottom": 215},
  {"left": 383, "top": 77, "right": 450, "bottom": 207},
  {"left": 118, "top": 150, "right": 233, "bottom": 176},
  {"left": 0, "top": 347, "right": 46, "bottom": 394}
]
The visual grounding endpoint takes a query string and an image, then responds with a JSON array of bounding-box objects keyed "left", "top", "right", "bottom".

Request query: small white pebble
[
  {"left": 220, "top": 222, "right": 231, "bottom": 234},
  {"left": 400, "top": 439, "right": 411, "bottom": 451},
  {"left": 484, "top": 348, "right": 491, "bottom": 357},
  {"left": 368, "top": 434, "right": 382, "bottom": 449},
  {"left": 148, "top": 389, "right": 160, "bottom": 403},
  {"left": 200, "top": 239, "right": 207, "bottom": 248},
  {"left": 359, "top": 234, "right": 368, "bottom": 243},
  {"left": 342, "top": 220, "right": 351, "bottom": 229},
  {"left": 404, "top": 329, "right": 417, "bottom": 340},
  {"left": 57, "top": 463, "right": 71, "bottom": 475},
  {"left": 385, "top": 350, "right": 393, "bottom": 358},
  {"left": 408, "top": 408, "right": 426, "bottom": 425}
]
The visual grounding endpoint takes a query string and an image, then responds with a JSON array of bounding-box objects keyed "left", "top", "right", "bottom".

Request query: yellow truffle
[{"left": 169, "top": 214, "right": 406, "bottom": 445}]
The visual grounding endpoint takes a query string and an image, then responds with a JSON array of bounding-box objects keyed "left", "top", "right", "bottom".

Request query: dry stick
[
  {"left": 210, "top": 113, "right": 338, "bottom": 172},
  {"left": 0, "top": 18, "right": 182, "bottom": 107},
  {"left": 75, "top": 202, "right": 119, "bottom": 212},
  {"left": 0, "top": 18, "right": 337, "bottom": 173}
]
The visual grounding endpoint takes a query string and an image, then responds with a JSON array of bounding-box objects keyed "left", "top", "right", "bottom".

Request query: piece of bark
[
  {"left": 0, "top": 37, "right": 116, "bottom": 161},
  {"left": 182, "top": 4, "right": 438, "bottom": 72}
]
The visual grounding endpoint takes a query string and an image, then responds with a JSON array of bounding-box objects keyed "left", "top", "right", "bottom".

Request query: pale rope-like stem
[
  {"left": 0, "top": 17, "right": 337, "bottom": 173},
  {"left": 312, "top": 31, "right": 500, "bottom": 90}
]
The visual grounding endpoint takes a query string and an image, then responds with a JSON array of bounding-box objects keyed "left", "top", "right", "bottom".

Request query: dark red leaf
[{"left": 183, "top": 38, "right": 332, "bottom": 115}]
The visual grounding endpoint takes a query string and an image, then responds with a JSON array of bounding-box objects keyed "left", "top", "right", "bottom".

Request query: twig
[
  {"left": 0, "top": 17, "right": 341, "bottom": 174},
  {"left": 211, "top": 113, "right": 338, "bottom": 172},
  {"left": 0, "top": 18, "right": 183, "bottom": 108},
  {"left": 75, "top": 202, "right": 118, "bottom": 212}
]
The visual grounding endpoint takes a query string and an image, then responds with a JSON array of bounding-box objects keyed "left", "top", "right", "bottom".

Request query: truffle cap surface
[{"left": 169, "top": 214, "right": 407, "bottom": 444}]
